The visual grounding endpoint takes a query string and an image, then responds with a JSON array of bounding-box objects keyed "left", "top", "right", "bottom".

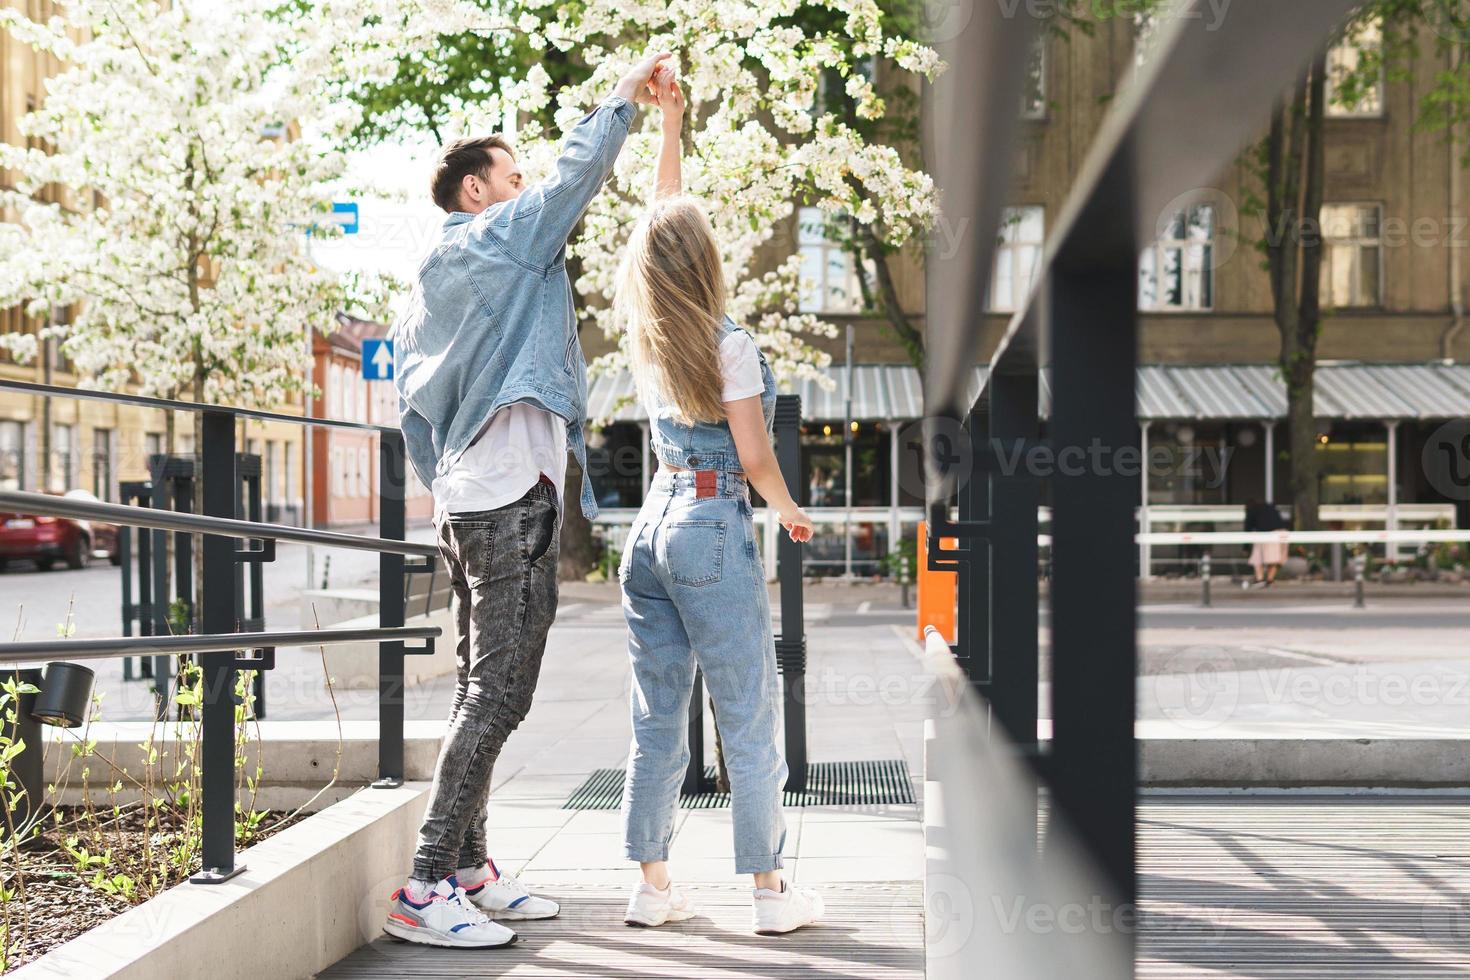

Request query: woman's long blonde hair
[{"left": 614, "top": 196, "right": 727, "bottom": 425}]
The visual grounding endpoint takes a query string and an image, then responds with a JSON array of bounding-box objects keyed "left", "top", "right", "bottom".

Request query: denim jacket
[
  {"left": 391, "top": 96, "right": 638, "bottom": 519},
  {"left": 648, "top": 316, "right": 777, "bottom": 472}
]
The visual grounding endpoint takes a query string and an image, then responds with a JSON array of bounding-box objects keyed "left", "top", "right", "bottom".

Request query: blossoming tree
[
  {"left": 332, "top": 0, "right": 942, "bottom": 386},
  {"left": 0, "top": 0, "right": 389, "bottom": 455}
]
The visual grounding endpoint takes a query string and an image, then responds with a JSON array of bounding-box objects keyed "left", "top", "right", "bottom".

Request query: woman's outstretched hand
[
  {"left": 654, "top": 65, "right": 684, "bottom": 125},
  {"left": 779, "top": 507, "right": 815, "bottom": 544}
]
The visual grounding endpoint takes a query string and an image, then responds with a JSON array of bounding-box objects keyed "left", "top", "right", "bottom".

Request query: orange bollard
[{"left": 916, "top": 521, "right": 958, "bottom": 643}]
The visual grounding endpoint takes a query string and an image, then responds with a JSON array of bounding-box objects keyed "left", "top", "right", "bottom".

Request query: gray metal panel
[
  {"left": 886, "top": 365, "right": 923, "bottom": 420},
  {"left": 1314, "top": 364, "right": 1417, "bottom": 419},
  {"left": 1229, "top": 365, "right": 1290, "bottom": 419},
  {"left": 1136, "top": 366, "right": 1196, "bottom": 419},
  {"left": 585, "top": 370, "right": 644, "bottom": 423},
  {"left": 1363, "top": 364, "right": 1470, "bottom": 419}
]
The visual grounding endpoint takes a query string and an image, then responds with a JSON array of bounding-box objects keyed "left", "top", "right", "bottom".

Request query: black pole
[
  {"left": 2, "top": 669, "right": 43, "bottom": 830},
  {"left": 239, "top": 455, "right": 267, "bottom": 718},
  {"left": 683, "top": 670, "right": 706, "bottom": 795},
  {"left": 193, "top": 409, "right": 242, "bottom": 883},
  {"left": 375, "top": 431, "right": 407, "bottom": 788},
  {"left": 1047, "top": 266, "right": 1139, "bottom": 922},
  {"left": 957, "top": 407, "right": 991, "bottom": 693},
  {"left": 147, "top": 457, "right": 171, "bottom": 714},
  {"left": 989, "top": 368, "right": 1041, "bottom": 841},
  {"left": 773, "top": 395, "right": 807, "bottom": 794}
]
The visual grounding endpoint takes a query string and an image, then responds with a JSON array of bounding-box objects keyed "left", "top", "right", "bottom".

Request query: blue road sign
[
  {"left": 362, "top": 338, "right": 393, "bottom": 381},
  {"left": 332, "top": 202, "right": 359, "bottom": 235}
]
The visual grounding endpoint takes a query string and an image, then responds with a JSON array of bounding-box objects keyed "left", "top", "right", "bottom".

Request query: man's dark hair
[{"left": 430, "top": 135, "right": 514, "bottom": 213}]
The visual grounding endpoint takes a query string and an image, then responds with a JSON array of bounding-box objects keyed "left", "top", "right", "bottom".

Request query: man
[{"left": 383, "top": 51, "right": 671, "bottom": 949}]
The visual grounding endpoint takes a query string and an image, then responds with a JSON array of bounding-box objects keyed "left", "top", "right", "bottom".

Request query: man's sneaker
[
  {"left": 462, "top": 861, "right": 560, "bottom": 920},
  {"left": 624, "top": 881, "right": 696, "bottom": 927},
  {"left": 383, "top": 876, "right": 518, "bottom": 948},
  {"left": 752, "top": 882, "right": 824, "bottom": 935}
]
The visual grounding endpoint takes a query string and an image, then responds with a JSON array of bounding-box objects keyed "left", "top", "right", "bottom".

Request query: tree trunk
[
  {"left": 1266, "top": 56, "right": 1327, "bottom": 532},
  {"left": 558, "top": 453, "right": 597, "bottom": 581}
]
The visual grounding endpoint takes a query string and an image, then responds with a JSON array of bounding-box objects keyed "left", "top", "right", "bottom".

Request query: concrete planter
[{"left": 10, "top": 783, "right": 430, "bottom": 980}]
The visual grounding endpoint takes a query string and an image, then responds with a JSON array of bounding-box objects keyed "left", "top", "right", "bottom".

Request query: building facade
[
  {"left": 309, "top": 315, "right": 432, "bottom": 528},
  {"left": 583, "top": 16, "right": 1470, "bottom": 574}
]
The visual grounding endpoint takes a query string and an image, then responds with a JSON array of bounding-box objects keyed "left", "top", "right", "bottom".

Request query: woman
[
  {"left": 612, "top": 67, "right": 823, "bottom": 935},
  {"left": 1243, "top": 498, "right": 1289, "bottom": 588}
]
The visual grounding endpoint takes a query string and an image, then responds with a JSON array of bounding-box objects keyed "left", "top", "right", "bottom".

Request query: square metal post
[
  {"left": 683, "top": 670, "right": 706, "bottom": 795},
  {"left": 773, "top": 395, "right": 807, "bottom": 794},
  {"left": 193, "top": 409, "right": 243, "bottom": 883},
  {"left": 957, "top": 408, "right": 991, "bottom": 692},
  {"left": 376, "top": 431, "right": 407, "bottom": 788},
  {"left": 1047, "top": 267, "right": 1139, "bottom": 916},
  {"left": 989, "top": 368, "right": 1040, "bottom": 754}
]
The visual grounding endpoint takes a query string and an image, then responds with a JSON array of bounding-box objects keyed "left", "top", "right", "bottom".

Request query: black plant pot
[{"left": 32, "top": 662, "right": 95, "bottom": 729}]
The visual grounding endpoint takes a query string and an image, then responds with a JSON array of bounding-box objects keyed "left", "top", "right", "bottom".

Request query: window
[
  {"left": 1140, "top": 205, "right": 1215, "bottom": 311},
  {"left": 50, "top": 423, "right": 73, "bottom": 491},
  {"left": 357, "top": 446, "right": 370, "bottom": 498},
  {"left": 265, "top": 441, "right": 280, "bottom": 505},
  {"left": 1021, "top": 38, "right": 1046, "bottom": 118},
  {"left": 797, "top": 207, "right": 866, "bottom": 314},
  {"left": 91, "top": 428, "right": 113, "bottom": 500},
  {"left": 1320, "top": 204, "right": 1382, "bottom": 308},
  {"left": 331, "top": 446, "right": 344, "bottom": 497},
  {"left": 284, "top": 448, "right": 298, "bottom": 521},
  {"left": 988, "top": 206, "right": 1044, "bottom": 313},
  {"left": 1326, "top": 19, "right": 1383, "bottom": 117},
  {"left": 0, "top": 421, "right": 23, "bottom": 491}
]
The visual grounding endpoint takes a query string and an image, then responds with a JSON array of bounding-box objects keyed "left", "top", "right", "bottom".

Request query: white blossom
[{"left": 0, "top": 0, "right": 392, "bottom": 412}]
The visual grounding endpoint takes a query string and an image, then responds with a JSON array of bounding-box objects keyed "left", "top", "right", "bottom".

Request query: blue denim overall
[{"left": 618, "top": 318, "right": 785, "bottom": 873}]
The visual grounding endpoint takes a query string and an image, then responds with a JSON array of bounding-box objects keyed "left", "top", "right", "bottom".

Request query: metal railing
[
  {"left": 0, "top": 378, "right": 440, "bottom": 883},
  {"left": 920, "top": 0, "right": 1362, "bottom": 973}
]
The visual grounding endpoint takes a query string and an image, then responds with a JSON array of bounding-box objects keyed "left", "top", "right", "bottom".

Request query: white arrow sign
[{"left": 362, "top": 338, "right": 394, "bottom": 381}]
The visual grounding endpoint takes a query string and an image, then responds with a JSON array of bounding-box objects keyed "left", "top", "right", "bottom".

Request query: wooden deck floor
[
  {"left": 321, "top": 881, "right": 924, "bottom": 979},
  {"left": 1138, "top": 798, "right": 1470, "bottom": 979},
  {"left": 322, "top": 798, "right": 1470, "bottom": 979}
]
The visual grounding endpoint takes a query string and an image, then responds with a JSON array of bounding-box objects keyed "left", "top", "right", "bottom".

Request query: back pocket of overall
[{"left": 664, "top": 520, "right": 726, "bottom": 587}]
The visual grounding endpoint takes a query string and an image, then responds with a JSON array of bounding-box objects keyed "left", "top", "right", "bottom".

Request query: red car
[{"left": 0, "top": 490, "right": 120, "bottom": 571}]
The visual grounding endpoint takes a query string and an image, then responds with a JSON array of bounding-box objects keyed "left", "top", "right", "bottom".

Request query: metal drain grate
[{"left": 562, "top": 759, "right": 915, "bottom": 810}]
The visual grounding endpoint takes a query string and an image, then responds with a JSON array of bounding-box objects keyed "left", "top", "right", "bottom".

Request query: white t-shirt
[
  {"left": 431, "top": 403, "right": 567, "bottom": 519},
  {"left": 720, "top": 331, "right": 764, "bottom": 402}
]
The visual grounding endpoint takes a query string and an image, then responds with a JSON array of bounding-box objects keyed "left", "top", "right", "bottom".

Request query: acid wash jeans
[
  {"left": 411, "top": 480, "right": 559, "bottom": 883},
  {"left": 618, "top": 470, "right": 788, "bottom": 874}
]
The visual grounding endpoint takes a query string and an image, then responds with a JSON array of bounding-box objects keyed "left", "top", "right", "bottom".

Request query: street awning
[{"left": 585, "top": 361, "right": 1470, "bottom": 423}]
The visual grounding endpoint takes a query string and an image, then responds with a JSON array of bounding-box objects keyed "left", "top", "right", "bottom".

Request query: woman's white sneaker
[
  {"left": 624, "top": 881, "right": 697, "bottom": 927},
  {"left": 383, "top": 877, "right": 518, "bottom": 948},
  {"left": 462, "top": 863, "right": 560, "bottom": 920},
  {"left": 752, "top": 882, "right": 824, "bottom": 935}
]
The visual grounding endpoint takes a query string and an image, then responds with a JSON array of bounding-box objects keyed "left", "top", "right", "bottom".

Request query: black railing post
[
  {"left": 375, "top": 431, "right": 407, "bottom": 788},
  {"left": 147, "top": 456, "right": 173, "bottom": 714},
  {"left": 193, "top": 409, "right": 243, "bottom": 883},
  {"left": 236, "top": 454, "right": 266, "bottom": 718},
  {"left": 2, "top": 668, "right": 43, "bottom": 829},
  {"left": 773, "top": 395, "right": 807, "bottom": 794},
  {"left": 683, "top": 671, "right": 706, "bottom": 795},
  {"left": 120, "top": 481, "right": 154, "bottom": 682},
  {"left": 957, "top": 407, "right": 991, "bottom": 692},
  {"left": 1048, "top": 265, "right": 1139, "bottom": 924},
  {"left": 989, "top": 368, "right": 1040, "bottom": 756}
]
